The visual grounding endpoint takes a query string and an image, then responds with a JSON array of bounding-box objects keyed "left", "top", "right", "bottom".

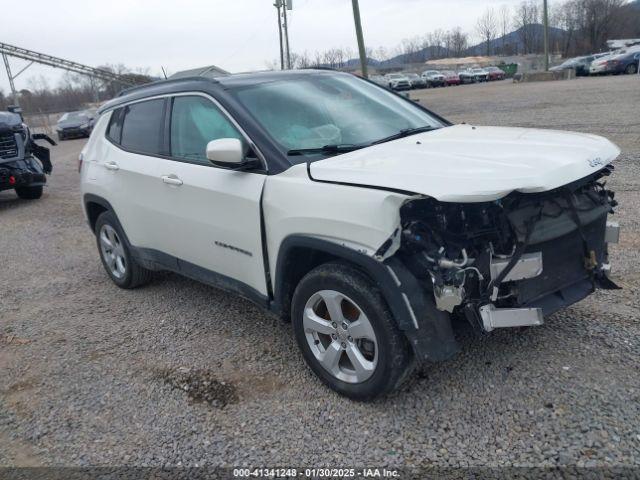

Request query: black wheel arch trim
[{"left": 273, "top": 235, "right": 459, "bottom": 362}]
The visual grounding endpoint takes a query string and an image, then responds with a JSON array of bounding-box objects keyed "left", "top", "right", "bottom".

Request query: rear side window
[
  {"left": 106, "top": 108, "right": 124, "bottom": 144},
  {"left": 120, "top": 99, "right": 165, "bottom": 155}
]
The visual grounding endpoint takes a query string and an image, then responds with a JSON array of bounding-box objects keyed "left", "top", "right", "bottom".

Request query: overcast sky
[{"left": 1, "top": 0, "right": 528, "bottom": 93}]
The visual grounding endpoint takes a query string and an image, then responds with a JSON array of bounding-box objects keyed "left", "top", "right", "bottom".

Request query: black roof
[{"left": 97, "top": 69, "right": 347, "bottom": 114}]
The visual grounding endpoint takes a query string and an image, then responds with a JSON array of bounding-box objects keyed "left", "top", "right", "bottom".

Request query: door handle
[
  {"left": 161, "top": 175, "right": 183, "bottom": 186},
  {"left": 104, "top": 161, "right": 119, "bottom": 171}
]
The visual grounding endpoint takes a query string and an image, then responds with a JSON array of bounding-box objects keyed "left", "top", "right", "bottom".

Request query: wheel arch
[
  {"left": 272, "top": 235, "right": 460, "bottom": 362},
  {"left": 83, "top": 194, "right": 124, "bottom": 237}
]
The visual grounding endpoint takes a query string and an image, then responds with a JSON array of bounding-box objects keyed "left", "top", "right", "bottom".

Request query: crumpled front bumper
[
  {"left": 475, "top": 219, "right": 620, "bottom": 332},
  {"left": 0, "top": 158, "right": 47, "bottom": 192}
]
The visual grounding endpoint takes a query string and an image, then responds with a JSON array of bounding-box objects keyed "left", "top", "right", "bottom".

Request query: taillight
[
  {"left": 9, "top": 176, "right": 16, "bottom": 185},
  {"left": 78, "top": 152, "right": 84, "bottom": 173}
]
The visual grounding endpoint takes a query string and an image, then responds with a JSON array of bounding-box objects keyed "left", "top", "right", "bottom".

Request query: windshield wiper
[
  {"left": 287, "top": 144, "right": 365, "bottom": 156},
  {"left": 370, "top": 126, "right": 438, "bottom": 145}
]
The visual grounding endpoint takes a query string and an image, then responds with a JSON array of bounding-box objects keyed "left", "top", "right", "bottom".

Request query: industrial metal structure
[{"left": 1, "top": 41, "right": 135, "bottom": 106}]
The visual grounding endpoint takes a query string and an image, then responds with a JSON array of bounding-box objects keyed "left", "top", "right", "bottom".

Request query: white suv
[{"left": 81, "top": 70, "right": 621, "bottom": 400}]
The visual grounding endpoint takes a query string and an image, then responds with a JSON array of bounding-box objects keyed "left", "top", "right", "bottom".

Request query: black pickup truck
[{"left": 0, "top": 107, "right": 55, "bottom": 200}]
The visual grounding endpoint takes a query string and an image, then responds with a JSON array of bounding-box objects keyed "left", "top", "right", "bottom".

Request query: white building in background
[{"left": 170, "top": 65, "right": 230, "bottom": 79}]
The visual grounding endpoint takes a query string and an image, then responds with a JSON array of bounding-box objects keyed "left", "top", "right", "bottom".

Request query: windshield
[
  {"left": 387, "top": 74, "right": 404, "bottom": 79},
  {"left": 232, "top": 74, "right": 444, "bottom": 158},
  {"left": 59, "top": 112, "right": 88, "bottom": 122}
]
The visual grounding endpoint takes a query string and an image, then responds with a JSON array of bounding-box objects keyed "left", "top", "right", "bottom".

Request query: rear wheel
[
  {"left": 292, "top": 262, "right": 414, "bottom": 400},
  {"left": 15, "top": 185, "right": 43, "bottom": 200},
  {"left": 95, "top": 211, "right": 152, "bottom": 289}
]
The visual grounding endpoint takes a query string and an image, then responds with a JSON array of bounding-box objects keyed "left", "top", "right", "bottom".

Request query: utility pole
[
  {"left": 274, "top": 1, "right": 285, "bottom": 70},
  {"left": 351, "top": 0, "right": 368, "bottom": 78},
  {"left": 543, "top": 0, "right": 550, "bottom": 71},
  {"left": 282, "top": 0, "right": 292, "bottom": 69}
]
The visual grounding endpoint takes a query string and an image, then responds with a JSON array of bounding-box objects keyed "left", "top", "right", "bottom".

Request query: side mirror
[
  {"left": 206, "top": 138, "right": 260, "bottom": 170},
  {"left": 206, "top": 138, "right": 244, "bottom": 165}
]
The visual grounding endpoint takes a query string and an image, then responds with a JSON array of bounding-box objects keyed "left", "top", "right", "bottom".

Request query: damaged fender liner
[{"left": 274, "top": 235, "right": 460, "bottom": 362}]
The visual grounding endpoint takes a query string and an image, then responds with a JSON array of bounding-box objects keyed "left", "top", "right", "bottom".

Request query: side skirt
[{"left": 130, "top": 246, "right": 270, "bottom": 310}]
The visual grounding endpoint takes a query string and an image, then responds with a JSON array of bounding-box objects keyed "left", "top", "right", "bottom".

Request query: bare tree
[
  {"left": 445, "top": 27, "right": 469, "bottom": 58},
  {"left": 498, "top": 5, "right": 512, "bottom": 54},
  {"left": 476, "top": 7, "right": 498, "bottom": 56}
]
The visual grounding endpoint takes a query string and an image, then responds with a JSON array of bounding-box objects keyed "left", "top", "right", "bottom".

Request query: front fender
[{"left": 274, "top": 235, "right": 459, "bottom": 362}]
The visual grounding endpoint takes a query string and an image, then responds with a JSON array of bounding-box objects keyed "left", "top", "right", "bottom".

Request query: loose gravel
[{"left": 1, "top": 75, "right": 639, "bottom": 470}]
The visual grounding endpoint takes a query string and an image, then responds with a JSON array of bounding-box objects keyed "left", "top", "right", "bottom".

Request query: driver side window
[{"left": 170, "top": 96, "right": 244, "bottom": 165}]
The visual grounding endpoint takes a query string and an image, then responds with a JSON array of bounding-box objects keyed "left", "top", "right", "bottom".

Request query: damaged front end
[
  {"left": 381, "top": 166, "right": 619, "bottom": 355},
  {"left": 0, "top": 108, "right": 55, "bottom": 193}
]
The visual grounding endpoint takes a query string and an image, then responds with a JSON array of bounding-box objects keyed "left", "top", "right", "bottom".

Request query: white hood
[{"left": 309, "top": 124, "right": 621, "bottom": 202}]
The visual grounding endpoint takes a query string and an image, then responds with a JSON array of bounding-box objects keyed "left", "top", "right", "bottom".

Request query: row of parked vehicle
[
  {"left": 550, "top": 45, "right": 640, "bottom": 76},
  {"left": 371, "top": 66, "right": 506, "bottom": 91}
]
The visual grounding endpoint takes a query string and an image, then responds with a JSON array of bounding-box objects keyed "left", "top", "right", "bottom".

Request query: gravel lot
[{"left": 1, "top": 75, "right": 639, "bottom": 470}]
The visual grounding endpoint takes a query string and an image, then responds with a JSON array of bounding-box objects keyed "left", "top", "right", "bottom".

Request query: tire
[
  {"left": 291, "top": 262, "right": 414, "bottom": 401},
  {"left": 625, "top": 64, "right": 638, "bottom": 75},
  {"left": 94, "top": 210, "right": 152, "bottom": 289},
  {"left": 15, "top": 185, "right": 43, "bottom": 200}
]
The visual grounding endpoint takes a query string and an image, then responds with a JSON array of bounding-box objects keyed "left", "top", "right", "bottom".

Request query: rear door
[
  {"left": 152, "top": 94, "right": 269, "bottom": 297},
  {"left": 99, "top": 99, "right": 169, "bottom": 253}
]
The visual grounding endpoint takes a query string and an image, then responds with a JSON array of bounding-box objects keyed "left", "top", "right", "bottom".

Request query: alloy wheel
[
  {"left": 302, "top": 290, "right": 378, "bottom": 384},
  {"left": 99, "top": 224, "right": 127, "bottom": 279}
]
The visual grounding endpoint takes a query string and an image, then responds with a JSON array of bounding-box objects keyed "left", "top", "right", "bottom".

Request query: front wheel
[
  {"left": 625, "top": 63, "right": 638, "bottom": 75},
  {"left": 291, "top": 262, "right": 414, "bottom": 401},
  {"left": 15, "top": 185, "right": 43, "bottom": 200}
]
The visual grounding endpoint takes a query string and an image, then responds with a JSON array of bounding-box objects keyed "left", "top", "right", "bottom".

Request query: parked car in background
[
  {"left": 602, "top": 50, "right": 640, "bottom": 74},
  {"left": 56, "top": 110, "right": 96, "bottom": 141},
  {"left": 551, "top": 53, "right": 609, "bottom": 76},
  {"left": 369, "top": 75, "right": 388, "bottom": 88},
  {"left": 421, "top": 70, "right": 445, "bottom": 87},
  {"left": 458, "top": 69, "right": 476, "bottom": 84},
  {"left": 590, "top": 48, "right": 639, "bottom": 75},
  {"left": 485, "top": 66, "right": 506, "bottom": 80},
  {"left": 472, "top": 68, "right": 490, "bottom": 82},
  {"left": 385, "top": 73, "right": 411, "bottom": 91},
  {"left": 442, "top": 71, "right": 461, "bottom": 86},
  {"left": 405, "top": 73, "right": 427, "bottom": 89}
]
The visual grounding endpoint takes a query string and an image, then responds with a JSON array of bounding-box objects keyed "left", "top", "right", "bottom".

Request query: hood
[
  {"left": 0, "top": 112, "right": 21, "bottom": 132},
  {"left": 309, "top": 124, "right": 621, "bottom": 202}
]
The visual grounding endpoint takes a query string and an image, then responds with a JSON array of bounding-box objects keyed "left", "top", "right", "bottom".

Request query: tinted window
[
  {"left": 170, "top": 96, "right": 243, "bottom": 165},
  {"left": 120, "top": 99, "right": 165, "bottom": 154},
  {"left": 106, "top": 108, "right": 125, "bottom": 144}
]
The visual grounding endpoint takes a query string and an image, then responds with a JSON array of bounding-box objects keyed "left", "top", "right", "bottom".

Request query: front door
[{"left": 153, "top": 94, "right": 269, "bottom": 298}]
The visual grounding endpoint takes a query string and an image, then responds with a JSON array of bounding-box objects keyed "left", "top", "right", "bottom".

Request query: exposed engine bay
[{"left": 388, "top": 166, "right": 619, "bottom": 333}]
